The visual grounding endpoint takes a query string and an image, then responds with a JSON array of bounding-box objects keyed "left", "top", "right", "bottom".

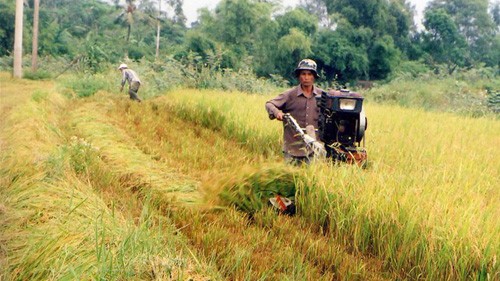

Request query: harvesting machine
[
  {"left": 269, "top": 89, "right": 368, "bottom": 214},
  {"left": 283, "top": 89, "right": 368, "bottom": 166}
]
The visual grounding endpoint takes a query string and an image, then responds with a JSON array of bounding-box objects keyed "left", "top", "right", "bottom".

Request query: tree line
[{"left": 0, "top": 0, "right": 498, "bottom": 83}]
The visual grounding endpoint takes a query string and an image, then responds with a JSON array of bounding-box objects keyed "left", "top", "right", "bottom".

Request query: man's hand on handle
[{"left": 275, "top": 111, "right": 284, "bottom": 121}]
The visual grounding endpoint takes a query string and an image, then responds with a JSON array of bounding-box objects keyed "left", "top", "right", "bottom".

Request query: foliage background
[{"left": 0, "top": 0, "right": 498, "bottom": 84}]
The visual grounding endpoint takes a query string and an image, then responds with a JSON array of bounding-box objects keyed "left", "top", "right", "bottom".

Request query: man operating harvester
[
  {"left": 265, "top": 59, "right": 324, "bottom": 165},
  {"left": 118, "top": 63, "right": 142, "bottom": 102}
]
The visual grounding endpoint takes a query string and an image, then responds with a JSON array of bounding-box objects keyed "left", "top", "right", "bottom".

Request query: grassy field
[{"left": 1, "top": 72, "right": 498, "bottom": 280}]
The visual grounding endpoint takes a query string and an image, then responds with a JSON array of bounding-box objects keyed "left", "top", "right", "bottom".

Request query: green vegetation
[
  {"left": 16, "top": 56, "right": 493, "bottom": 117},
  {"left": 364, "top": 66, "right": 500, "bottom": 116},
  {"left": 1, "top": 0, "right": 497, "bottom": 115},
  {"left": 23, "top": 69, "right": 52, "bottom": 80},
  {"left": 1, "top": 0, "right": 498, "bottom": 83}
]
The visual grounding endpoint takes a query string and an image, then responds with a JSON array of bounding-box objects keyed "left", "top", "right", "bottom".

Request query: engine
[{"left": 316, "top": 89, "right": 368, "bottom": 165}]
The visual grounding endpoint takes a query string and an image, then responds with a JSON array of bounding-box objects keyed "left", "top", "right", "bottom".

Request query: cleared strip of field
[
  {"left": 0, "top": 77, "right": 213, "bottom": 280},
  {"left": 66, "top": 98, "right": 202, "bottom": 206},
  {"left": 160, "top": 89, "right": 500, "bottom": 280}
]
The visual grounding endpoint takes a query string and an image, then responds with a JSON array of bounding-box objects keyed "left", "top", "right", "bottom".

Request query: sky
[{"left": 181, "top": 0, "right": 432, "bottom": 27}]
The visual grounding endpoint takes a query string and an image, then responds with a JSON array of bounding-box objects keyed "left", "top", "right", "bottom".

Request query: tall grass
[
  {"left": 156, "top": 90, "right": 283, "bottom": 157},
  {"left": 77, "top": 91, "right": 397, "bottom": 280},
  {"left": 160, "top": 88, "right": 500, "bottom": 280}
]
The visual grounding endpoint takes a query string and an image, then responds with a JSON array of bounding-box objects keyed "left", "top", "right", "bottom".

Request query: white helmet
[{"left": 118, "top": 63, "right": 128, "bottom": 70}]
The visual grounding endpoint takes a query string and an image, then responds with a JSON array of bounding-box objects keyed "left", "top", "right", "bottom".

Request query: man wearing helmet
[
  {"left": 265, "top": 59, "right": 323, "bottom": 165},
  {"left": 118, "top": 63, "right": 142, "bottom": 102}
]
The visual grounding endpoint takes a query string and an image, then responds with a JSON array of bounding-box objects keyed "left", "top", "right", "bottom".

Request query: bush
[
  {"left": 61, "top": 74, "right": 114, "bottom": 98},
  {"left": 23, "top": 70, "right": 52, "bottom": 80},
  {"left": 0, "top": 55, "right": 13, "bottom": 71},
  {"left": 486, "top": 88, "right": 500, "bottom": 114},
  {"left": 363, "top": 66, "right": 499, "bottom": 117},
  {"left": 389, "top": 60, "right": 430, "bottom": 80},
  {"left": 120, "top": 56, "right": 282, "bottom": 98}
]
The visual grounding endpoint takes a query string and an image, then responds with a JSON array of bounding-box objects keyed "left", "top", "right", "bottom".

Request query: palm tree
[{"left": 114, "top": 0, "right": 136, "bottom": 57}]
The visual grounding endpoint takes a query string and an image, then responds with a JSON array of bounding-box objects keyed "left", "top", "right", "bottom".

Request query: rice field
[{"left": 0, "top": 72, "right": 498, "bottom": 280}]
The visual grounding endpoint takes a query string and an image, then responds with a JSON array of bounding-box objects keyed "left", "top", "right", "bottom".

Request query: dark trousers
[{"left": 128, "top": 82, "right": 141, "bottom": 102}]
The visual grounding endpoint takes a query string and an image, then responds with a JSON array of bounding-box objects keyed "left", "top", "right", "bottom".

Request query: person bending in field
[
  {"left": 265, "top": 59, "right": 323, "bottom": 165},
  {"left": 118, "top": 63, "right": 142, "bottom": 102}
]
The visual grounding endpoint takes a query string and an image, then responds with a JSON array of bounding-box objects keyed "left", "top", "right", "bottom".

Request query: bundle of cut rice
[{"left": 218, "top": 165, "right": 297, "bottom": 214}]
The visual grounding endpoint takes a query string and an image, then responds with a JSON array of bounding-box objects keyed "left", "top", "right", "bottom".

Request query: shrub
[
  {"left": 389, "top": 60, "right": 430, "bottom": 80},
  {"left": 486, "top": 88, "right": 500, "bottom": 114},
  {"left": 23, "top": 70, "right": 52, "bottom": 80},
  {"left": 61, "top": 74, "right": 113, "bottom": 98},
  {"left": 363, "top": 66, "right": 499, "bottom": 116}
]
